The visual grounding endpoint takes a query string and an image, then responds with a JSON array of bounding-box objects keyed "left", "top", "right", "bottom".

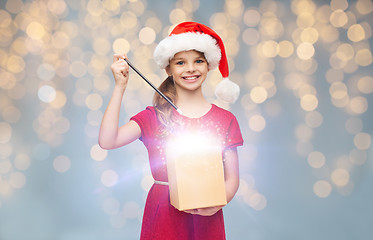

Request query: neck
[{"left": 175, "top": 89, "right": 211, "bottom": 118}]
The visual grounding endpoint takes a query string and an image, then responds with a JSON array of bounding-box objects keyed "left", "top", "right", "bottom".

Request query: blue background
[{"left": 0, "top": 0, "right": 372, "bottom": 239}]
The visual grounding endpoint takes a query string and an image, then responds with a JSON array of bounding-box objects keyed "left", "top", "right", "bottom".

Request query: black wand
[{"left": 124, "top": 58, "right": 182, "bottom": 114}]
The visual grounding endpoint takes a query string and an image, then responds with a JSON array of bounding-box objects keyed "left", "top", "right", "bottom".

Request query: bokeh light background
[{"left": 0, "top": 0, "right": 372, "bottom": 239}]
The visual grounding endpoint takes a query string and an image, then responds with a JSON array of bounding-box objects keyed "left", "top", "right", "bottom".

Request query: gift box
[{"left": 166, "top": 134, "right": 227, "bottom": 211}]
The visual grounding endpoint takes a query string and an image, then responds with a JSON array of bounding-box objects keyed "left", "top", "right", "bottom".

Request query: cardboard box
[{"left": 166, "top": 135, "right": 227, "bottom": 211}]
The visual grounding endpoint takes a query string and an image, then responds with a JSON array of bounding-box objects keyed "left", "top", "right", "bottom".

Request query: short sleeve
[
  {"left": 130, "top": 106, "right": 158, "bottom": 143},
  {"left": 225, "top": 116, "right": 244, "bottom": 150}
]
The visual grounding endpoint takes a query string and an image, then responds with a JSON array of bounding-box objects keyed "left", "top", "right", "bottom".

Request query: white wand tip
[{"left": 176, "top": 108, "right": 183, "bottom": 115}]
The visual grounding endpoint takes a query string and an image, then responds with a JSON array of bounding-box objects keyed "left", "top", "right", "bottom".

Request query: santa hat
[{"left": 153, "top": 22, "right": 240, "bottom": 103}]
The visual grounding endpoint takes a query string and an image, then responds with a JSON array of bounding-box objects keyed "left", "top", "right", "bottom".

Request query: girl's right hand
[{"left": 111, "top": 54, "right": 129, "bottom": 88}]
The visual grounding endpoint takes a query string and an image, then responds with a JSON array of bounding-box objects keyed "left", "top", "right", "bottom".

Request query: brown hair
[{"left": 152, "top": 76, "right": 177, "bottom": 128}]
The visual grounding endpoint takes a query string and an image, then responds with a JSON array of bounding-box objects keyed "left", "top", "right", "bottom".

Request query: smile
[{"left": 182, "top": 75, "right": 200, "bottom": 81}]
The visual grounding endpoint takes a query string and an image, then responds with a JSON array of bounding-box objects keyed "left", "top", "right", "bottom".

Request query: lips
[{"left": 182, "top": 75, "right": 200, "bottom": 82}]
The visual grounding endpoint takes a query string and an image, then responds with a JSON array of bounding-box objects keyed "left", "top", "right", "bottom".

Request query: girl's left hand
[{"left": 183, "top": 205, "right": 224, "bottom": 216}]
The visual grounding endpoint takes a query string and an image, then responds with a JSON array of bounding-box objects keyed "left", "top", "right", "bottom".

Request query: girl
[{"left": 99, "top": 22, "right": 243, "bottom": 240}]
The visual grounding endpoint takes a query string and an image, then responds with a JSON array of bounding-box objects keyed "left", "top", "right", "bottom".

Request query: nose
[{"left": 185, "top": 62, "right": 196, "bottom": 72}]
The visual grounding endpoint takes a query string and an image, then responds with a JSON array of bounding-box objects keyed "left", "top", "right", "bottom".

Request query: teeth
[{"left": 184, "top": 76, "right": 198, "bottom": 80}]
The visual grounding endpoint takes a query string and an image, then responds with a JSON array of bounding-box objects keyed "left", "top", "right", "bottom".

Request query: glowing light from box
[{"left": 166, "top": 133, "right": 221, "bottom": 156}]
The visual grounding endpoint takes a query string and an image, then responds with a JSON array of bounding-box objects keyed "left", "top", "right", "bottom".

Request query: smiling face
[{"left": 166, "top": 50, "right": 209, "bottom": 94}]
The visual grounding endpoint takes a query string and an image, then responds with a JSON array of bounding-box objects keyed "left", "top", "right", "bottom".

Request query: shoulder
[
  {"left": 130, "top": 106, "right": 161, "bottom": 141},
  {"left": 130, "top": 106, "right": 158, "bottom": 124},
  {"left": 132, "top": 106, "right": 157, "bottom": 118},
  {"left": 143, "top": 106, "right": 157, "bottom": 115},
  {"left": 210, "top": 104, "right": 237, "bottom": 120}
]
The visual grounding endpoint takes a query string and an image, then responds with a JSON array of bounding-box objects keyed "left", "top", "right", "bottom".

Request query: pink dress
[{"left": 130, "top": 104, "right": 243, "bottom": 240}]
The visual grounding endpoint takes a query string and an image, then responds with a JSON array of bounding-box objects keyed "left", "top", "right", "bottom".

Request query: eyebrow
[
  {"left": 172, "top": 57, "right": 184, "bottom": 61},
  {"left": 171, "top": 56, "right": 205, "bottom": 62}
]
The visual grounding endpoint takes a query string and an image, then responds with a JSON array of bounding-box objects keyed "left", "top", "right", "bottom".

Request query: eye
[
  {"left": 176, "top": 61, "right": 184, "bottom": 65},
  {"left": 196, "top": 59, "right": 205, "bottom": 64}
]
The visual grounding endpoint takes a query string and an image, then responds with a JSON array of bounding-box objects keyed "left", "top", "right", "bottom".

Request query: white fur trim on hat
[
  {"left": 215, "top": 78, "right": 240, "bottom": 103},
  {"left": 153, "top": 32, "right": 221, "bottom": 70}
]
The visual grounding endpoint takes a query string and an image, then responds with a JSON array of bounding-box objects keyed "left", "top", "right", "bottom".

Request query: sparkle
[{"left": 0, "top": 0, "right": 372, "bottom": 236}]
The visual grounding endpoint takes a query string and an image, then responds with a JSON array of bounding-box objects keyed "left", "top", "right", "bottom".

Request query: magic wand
[{"left": 124, "top": 58, "right": 182, "bottom": 115}]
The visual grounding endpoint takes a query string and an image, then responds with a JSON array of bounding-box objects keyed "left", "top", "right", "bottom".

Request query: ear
[{"left": 165, "top": 65, "right": 172, "bottom": 76}]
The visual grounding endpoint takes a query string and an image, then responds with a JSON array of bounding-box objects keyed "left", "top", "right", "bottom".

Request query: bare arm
[
  {"left": 185, "top": 147, "right": 240, "bottom": 216},
  {"left": 222, "top": 147, "right": 240, "bottom": 203},
  {"left": 98, "top": 54, "right": 141, "bottom": 150}
]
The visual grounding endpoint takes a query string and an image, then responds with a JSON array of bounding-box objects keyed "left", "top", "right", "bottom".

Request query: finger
[
  {"left": 121, "top": 68, "right": 129, "bottom": 76},
  {"left": 113, "top": 60, "right": 129, "bottom": 72},
  {"left": 113, "top": 54, "right": 121, "bottom": 62},
  {"left": 113, "top": 53, "right": 128, "bottom": 62},
  {"left": 192, "top": 209, "right": 201, "bottom": 215},
  {"left": 184, "top": 209, "right": 197, "bottom": 215}
]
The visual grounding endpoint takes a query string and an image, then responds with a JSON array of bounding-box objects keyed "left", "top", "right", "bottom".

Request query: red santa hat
[{"left": 153, "top": 22, "right": 240, "bottom": 103}]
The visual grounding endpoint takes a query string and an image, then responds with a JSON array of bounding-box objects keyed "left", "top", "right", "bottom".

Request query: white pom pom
[{"left": 215, "top": 78, "right": 240, "bottom": 103}]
